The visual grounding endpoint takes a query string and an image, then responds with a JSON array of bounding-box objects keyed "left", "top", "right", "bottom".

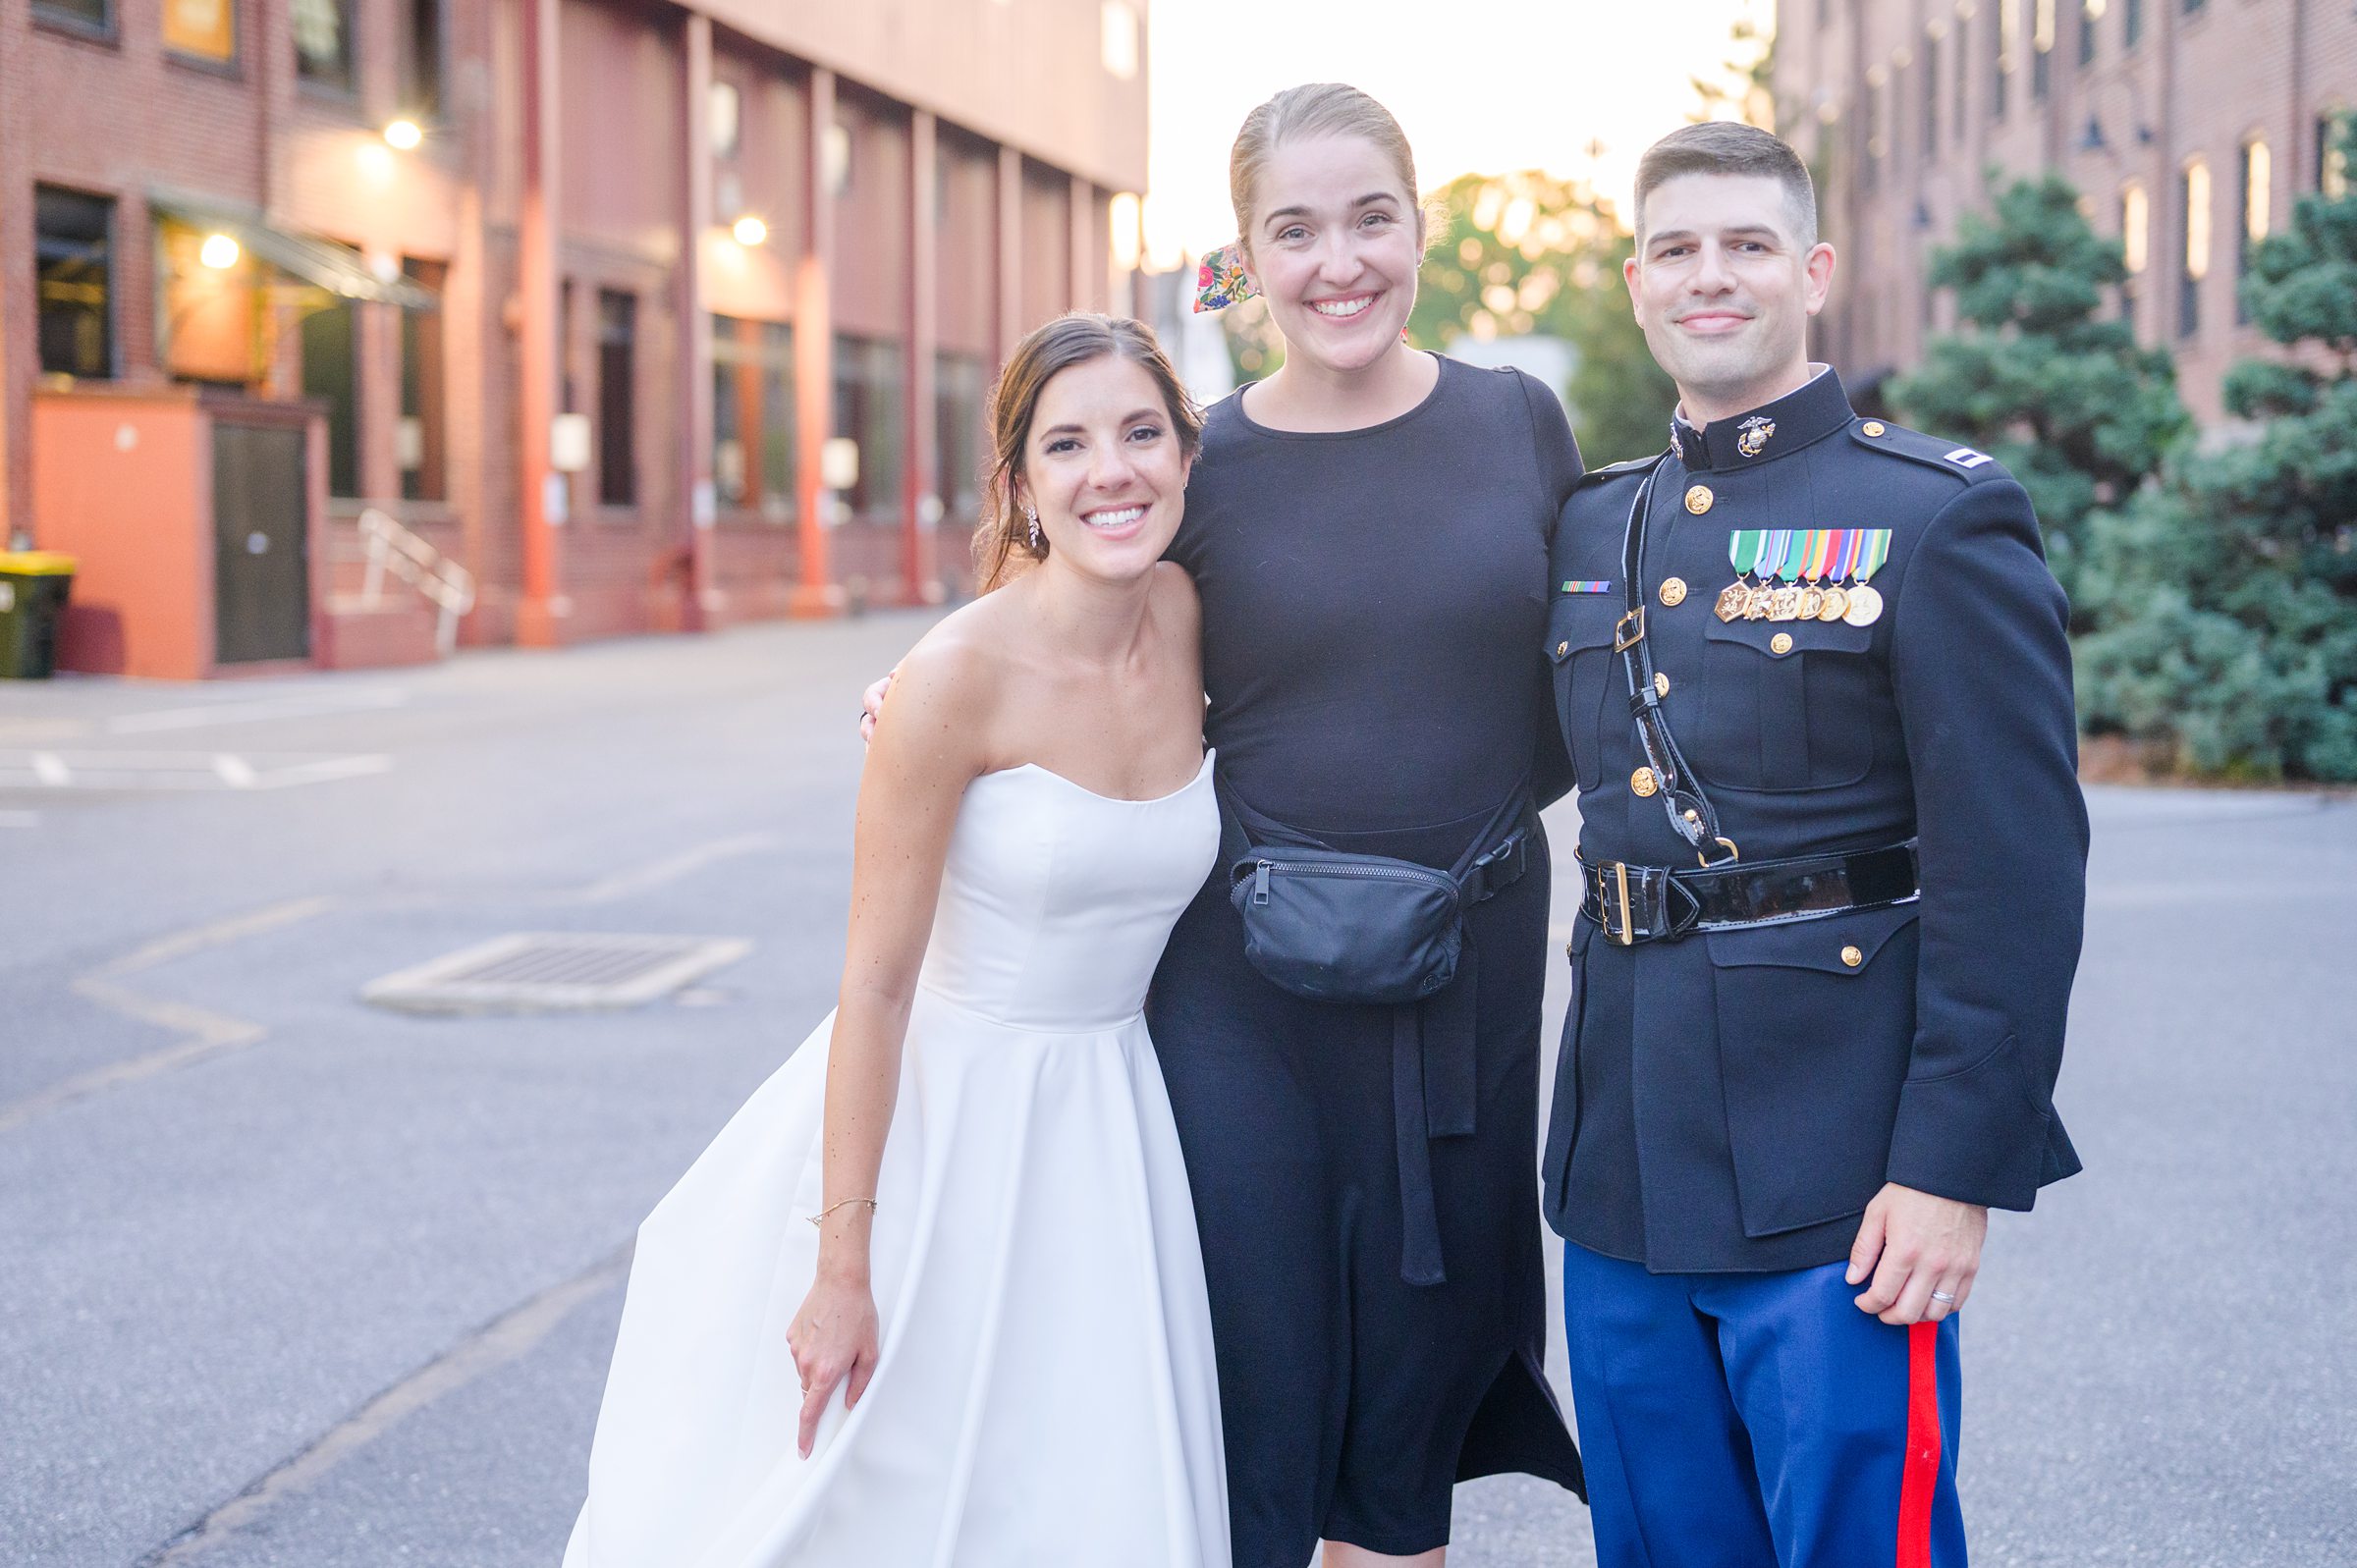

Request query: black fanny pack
[{"left": 1221, "top": 784, "right": 1537, "bottom": 1006}]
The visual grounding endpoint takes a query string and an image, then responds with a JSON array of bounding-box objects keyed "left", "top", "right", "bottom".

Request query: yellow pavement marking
[
  {"left": 138, "top": 1247, "right": 632, "bottom": 1568},
  {"left": 0, "top": 897, "right": 333, "bottom": 1136}
]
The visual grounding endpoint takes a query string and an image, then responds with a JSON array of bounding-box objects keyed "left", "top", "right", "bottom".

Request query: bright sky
[{"left": 1142, "top": 0, "right": 1774, "bottom": 265}]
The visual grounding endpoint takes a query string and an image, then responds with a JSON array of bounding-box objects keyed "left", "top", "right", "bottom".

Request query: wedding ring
[{"left": 1930, "top": 1290, "right": 1957, "bottom": 1305}]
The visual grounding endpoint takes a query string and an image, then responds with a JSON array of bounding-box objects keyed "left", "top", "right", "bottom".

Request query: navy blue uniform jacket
[{"left": 1541, "top": 369, "right": 2089, "bottom": 1273}]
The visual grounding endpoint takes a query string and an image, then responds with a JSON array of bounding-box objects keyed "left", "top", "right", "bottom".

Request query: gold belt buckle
[
  {"left": 1607, "top": 860, "right": 1636, "bottom": 946},
  {"left": 1613, "top": 607, "right": 1647, "bottom": 652}
]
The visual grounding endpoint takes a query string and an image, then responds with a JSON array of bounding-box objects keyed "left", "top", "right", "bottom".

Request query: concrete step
[{"left": 318, "top": 594, "right": 442, "bottom": 671}]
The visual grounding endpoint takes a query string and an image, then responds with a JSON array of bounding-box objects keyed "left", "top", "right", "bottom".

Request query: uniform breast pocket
[
  {"left": 1706, "top": 901, "right": 1921, "bottom": 1237},
  {"left": 1690, "top": 615, "right": 1879, "bottom": 791},
  {"left": 1546, "top": 595, "right": 1626, "bottom": 793}
]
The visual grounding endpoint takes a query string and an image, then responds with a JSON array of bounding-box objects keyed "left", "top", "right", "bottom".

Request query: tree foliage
[
  {"left": 2073, "top": 122, "right": 2357, "bottom": 781},
  {"left": 1407, "top": 170, "right": 1675, "bottom": 464},
  {"left": 1890, "top": 174, "right": 2190, "bottom": 601}
]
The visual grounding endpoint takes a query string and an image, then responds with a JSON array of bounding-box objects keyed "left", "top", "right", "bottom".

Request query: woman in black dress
[{"left": 1150, "top": 85, "right": 1585, "bottom": 1566}]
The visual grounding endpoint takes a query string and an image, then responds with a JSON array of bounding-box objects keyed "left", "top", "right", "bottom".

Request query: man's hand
[
  {"left": 857, "top": 672, "right": 895, "bottom": 744},
  {"left": 1846, "top": 1182, "right": 1988, "bottom": 1325}
]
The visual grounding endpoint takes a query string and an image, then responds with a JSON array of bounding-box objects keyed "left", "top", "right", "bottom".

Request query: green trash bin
[{"left": 0, "top": 551, "right": 77, "bottom": 679}]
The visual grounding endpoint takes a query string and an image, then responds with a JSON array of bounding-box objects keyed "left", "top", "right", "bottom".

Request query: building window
[
  {"left": 833, "top": 335, "right": 904, "bottom": 524},
  {"left": 31, "top": 0, "right": 109, "bottom": 34},
  {"left": 824, "top": 122, "right": 852, "bottom": 199},
  {"left": 2033, "top": 0, "right": 2055, "bottom": 100},
  {"left": 935, "top": 352, "right": 988, "bottom": 525},
  {"left": 400, "top": 259, "right": 447, "bottom": 503},
  {"left": 1956, "top": 13, "right": 1970, "bottom": 143},
  {"left": 1994, "top": 0, "right": 2012, "bottom": 121},
  {"left": 165, "top": 0, "right": 236, "bottom": 64},
  {"left": 709, "top": 81, "right": 741, "bottom": 159},
  {"left": 301, "top": 295, "right": 362, "bottom": 498},
  {"left": 2237, "top": 140, "right": 2270, "bottom": 323},
  {"left": 2080, "top": 0, "right": 2102, "bottom": 65},
  {"left": 596, "top": 290, "right": 637, "bottom": 508},
  {"left": 1864, "top": 73, "right": 1887, "bottom": 193},
  {"left": 2126, "top": 0, "right": 2144, "bottom": 47},
  {"left": 712, "top": 317, "right": 795, "bottom": 521},
  {"left": 34, "top": 187, "right": 113, "bottom": 380},
  {"left": 2321, "top": 115, "right": 2349, "bottom": 197},
  {"left": 1101, "top": 2, "right": 1139, "bottom": 80},
  {"left": 2119, "top": 179, "right": 2148, "bottom": 327},
  {"left": 158, "top": 218, "right": 261, "bottom": 385},
  {"left": 2179, "top": 158, "right": 2210, "bottom": 338},
  {"left": 402, "top": 0, "right": 443, "bottom": 118},
  {"left": 1922, "top": 34, "right": 1942, "bottom": 155},
  {"left": 294, "top": 0, "right": 354, "bottom": 91}
]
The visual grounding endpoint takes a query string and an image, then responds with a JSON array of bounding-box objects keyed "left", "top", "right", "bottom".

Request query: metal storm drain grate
[{"left": 362, "top": 933, "right": 752, "bottom": 1014}]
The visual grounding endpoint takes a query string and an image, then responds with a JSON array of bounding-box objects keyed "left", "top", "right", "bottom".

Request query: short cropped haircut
[{"left": 1632, "top": 122, "right": 1819, "bottom": 248}]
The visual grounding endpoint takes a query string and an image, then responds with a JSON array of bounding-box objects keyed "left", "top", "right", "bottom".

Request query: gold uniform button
[
  {"left": 1654, "top": 672, "right": 1672, "bottom": 697},
  {"left": 1630, "top": 767, "right": 1660, "bottom": 797},
  {"left": 1684, "top": 484, "right": 1714, "bottom": 514},
  {"left": 1770, "top": 632, "right": 1794, "bottom": 655},
  {"left": 1840, "top": 945, "right": 1864, "bottom": 968},
  {"left": 1556, "top": 640, "right": 1570, "bottom": 656},
  {"left": 1861, "top": 420, "right": 1887, "bottom": 437},
  {"left": 1659, "top": 576, "right": 1688, "bottom": 607}
]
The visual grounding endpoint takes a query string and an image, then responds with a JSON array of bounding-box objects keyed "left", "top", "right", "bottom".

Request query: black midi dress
[{"left": 1150, "top": 355, "right": 1587, "bottom": 1564}]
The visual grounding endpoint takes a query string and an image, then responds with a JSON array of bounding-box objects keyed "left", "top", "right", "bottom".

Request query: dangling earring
[{"left": 1025, "top": 505, "right": 1042, "bottom": 552}]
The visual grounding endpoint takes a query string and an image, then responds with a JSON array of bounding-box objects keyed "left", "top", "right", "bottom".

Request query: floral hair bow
[{"left": 1193, "top": 242, "right": 1259, "bottom": 312}]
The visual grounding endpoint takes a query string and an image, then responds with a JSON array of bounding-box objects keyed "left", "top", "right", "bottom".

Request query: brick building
[
  {"left": 1773, "top": 0, "right": 2356, "bottom": 422},
  {"left": 0, "top": 0, "right": 1148, "bottom": 675}
]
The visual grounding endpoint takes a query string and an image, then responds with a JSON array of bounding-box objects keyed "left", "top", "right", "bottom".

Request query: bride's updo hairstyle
[
  {"left": 971, "top": 312, "right": 1202, "bottom": 592},
  {"left": 1227, "top": 82, "right": 1443, "bottom": 267}
]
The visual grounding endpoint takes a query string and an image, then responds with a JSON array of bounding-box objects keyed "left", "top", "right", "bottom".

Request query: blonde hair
[
  {"left": 969, "top": 313, "right": 1203, "bottom": 593},
  {"left": 1228, "top": 83, "right": 1439, "bottom": 261}
]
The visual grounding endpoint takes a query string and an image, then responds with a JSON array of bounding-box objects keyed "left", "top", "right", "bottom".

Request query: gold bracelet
[{"left": 806, "top": 1197, "right": 878, "bottom": 1227}]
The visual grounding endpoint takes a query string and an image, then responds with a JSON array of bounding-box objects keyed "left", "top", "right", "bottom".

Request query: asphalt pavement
[{"left": 3, "top": 612, "right": 2350, "bottom": 1567}]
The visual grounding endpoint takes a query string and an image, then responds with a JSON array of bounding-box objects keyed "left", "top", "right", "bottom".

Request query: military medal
[
  {"left": 1721, "top": 530, "right": 1767, "bottom": 622},
  {"left": 1765, "top": 531, "right": 1805, "bottom": 621},
  {"left": 1795, "top": 528, "right": 1836, "bottom": 620},
  {"left": 1841, "top": 530, "right": 1892, "bottom": 627}
]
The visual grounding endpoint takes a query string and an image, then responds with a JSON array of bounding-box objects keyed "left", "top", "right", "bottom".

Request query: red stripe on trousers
[{"left": 1895, "top": 1321, "right": 1942, "bottom": 1568}]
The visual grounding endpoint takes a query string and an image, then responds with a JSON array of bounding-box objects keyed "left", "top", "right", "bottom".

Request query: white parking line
[
  {"left": 105, "top": 686, "right": 411, "bottom": 734},
  {"left": 0, "top": 749, "right": 393, "bottom": 791}
]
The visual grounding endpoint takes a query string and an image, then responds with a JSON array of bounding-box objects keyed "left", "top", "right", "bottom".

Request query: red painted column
[
  {"left": 791, "top": 67, "right": 840, "bottom": 618},
  {"left": 515, "top": 0, "right": 568, "bottom": 647},
  {"left": 904, "top": 111, "right": 942, "bottom": 605},
  {"left": 1069, "top": 173, "right": 1095, "bottom": 312},
  {"left": 678, "top": 12, "right": 718, "bottom": 631},
  {"left": 996, "top": 144, "right": 1024, "bottom": 368}
]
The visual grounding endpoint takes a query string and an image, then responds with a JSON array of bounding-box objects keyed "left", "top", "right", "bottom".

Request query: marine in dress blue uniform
[{"left": 1542, "top": 365, "right": 2088, "bottom": 1567}]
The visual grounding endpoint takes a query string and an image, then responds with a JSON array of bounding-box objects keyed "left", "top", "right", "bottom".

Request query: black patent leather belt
[{"left": 1577, "top": 839, "right": 1920, "bottom": 946}]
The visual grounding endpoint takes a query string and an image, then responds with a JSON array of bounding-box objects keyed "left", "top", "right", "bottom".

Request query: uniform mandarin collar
[{"left": 1670, "top": 368, "right": 1854, "bottom": 473}]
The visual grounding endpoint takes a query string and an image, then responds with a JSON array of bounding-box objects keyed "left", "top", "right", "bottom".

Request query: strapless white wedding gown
[{"left": 563, "top": 753, "right": 1230, "bottom": 1568}]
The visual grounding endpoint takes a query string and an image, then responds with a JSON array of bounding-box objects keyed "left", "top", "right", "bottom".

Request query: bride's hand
[{"left": 788, "top": 1275, "right": 881, "bottom": 1458}]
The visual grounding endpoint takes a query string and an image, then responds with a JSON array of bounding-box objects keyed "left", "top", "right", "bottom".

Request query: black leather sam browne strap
[{"left": 1617, "top": 465, "right": 1739, "bottom": 867}]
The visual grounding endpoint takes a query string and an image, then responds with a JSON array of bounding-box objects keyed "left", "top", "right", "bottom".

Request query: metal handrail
[{"left": 356, "top": 508, "right": 475, "bottom": 656}]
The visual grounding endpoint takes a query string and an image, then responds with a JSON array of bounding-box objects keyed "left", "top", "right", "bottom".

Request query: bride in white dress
[{"left": 564, "top": 315, "right": 1230, "bottom": 1568}]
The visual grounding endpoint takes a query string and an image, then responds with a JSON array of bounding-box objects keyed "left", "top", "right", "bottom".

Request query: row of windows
[
  {"left": 1857, "top": 0, "right": 2220, "bottom": 183},
  {"left": 2114, "top": 118, "right": 2347, "bottom": 339},
  {"left": 32, "top": 0, "right": 442, "bottom": 113},
  {"left": 36, "top": 183, "right": 989, "bottom": 523}
]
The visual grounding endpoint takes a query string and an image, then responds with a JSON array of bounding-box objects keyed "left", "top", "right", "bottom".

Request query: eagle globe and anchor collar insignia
[{"left": 1736, "top": 415, "right": 1775, "bottom": 459}]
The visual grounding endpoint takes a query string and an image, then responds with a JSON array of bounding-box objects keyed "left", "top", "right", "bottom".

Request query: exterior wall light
[
  {"left": 384, "top": 119, "right": 424, "bottom": 151},
  {"left": 199, "top": 233, "right": 242, "bottom": 269},
  {"left": 731, "top": 214, "right": 769, "bottom": 246}
]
